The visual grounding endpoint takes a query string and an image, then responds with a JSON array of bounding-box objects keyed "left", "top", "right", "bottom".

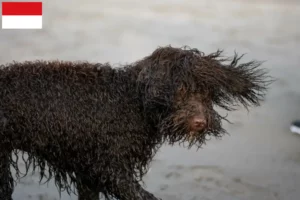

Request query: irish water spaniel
[{"left": 0, "top": 46, "right": 271, "bottom": 200}]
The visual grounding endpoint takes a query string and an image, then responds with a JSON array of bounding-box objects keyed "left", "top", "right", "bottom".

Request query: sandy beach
[{"left": 1, "top": 0, "right": 300, "bottom": 199}]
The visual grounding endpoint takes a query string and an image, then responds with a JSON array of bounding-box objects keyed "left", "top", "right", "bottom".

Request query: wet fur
[{"left": 0, "top": 46, "right": 271, "bottom": 200}]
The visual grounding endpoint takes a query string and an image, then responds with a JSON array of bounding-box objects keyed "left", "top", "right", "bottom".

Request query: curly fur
[{"left": 0, "top": 46, "right": 272, "bottom": 200}]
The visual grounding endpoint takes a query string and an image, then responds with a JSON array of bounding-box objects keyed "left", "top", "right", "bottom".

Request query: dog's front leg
[
  {"left": 112, "top": 178, "right": 161, "bottom": 200},
  {"left": 138, "top": 185, "right": 161, "bottom": 200},
  {"left": 0, "top": 150, "right": 13, "bottom": 200}
]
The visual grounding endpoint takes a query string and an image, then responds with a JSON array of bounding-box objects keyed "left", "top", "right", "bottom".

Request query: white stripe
[
  {"left": 290, "top": 126, "right": 300, "bottom": 135},
  {"left": 2, "top": 16, "right": 42, "bottom": 29}
]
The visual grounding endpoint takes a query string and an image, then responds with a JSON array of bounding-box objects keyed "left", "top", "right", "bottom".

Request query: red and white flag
[{"left": 2, "top": 2, "right": 43, "bottom": 29}]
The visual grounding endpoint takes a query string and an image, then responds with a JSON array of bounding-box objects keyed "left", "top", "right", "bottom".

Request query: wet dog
[{"left": 0, "top": 46, "right": 271, "bottom": 200}]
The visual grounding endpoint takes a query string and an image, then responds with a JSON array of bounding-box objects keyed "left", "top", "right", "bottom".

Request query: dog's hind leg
[
  {"left": 77, "top": 184, "right": 99, "bottom": 200},
  {"left": 0, "top": 150, "right": 13, "bottom": 200}
]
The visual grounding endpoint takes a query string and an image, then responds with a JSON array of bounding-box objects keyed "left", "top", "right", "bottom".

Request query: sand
[{"left": 0, "top": 0, "right": 300, "bottom": 199}]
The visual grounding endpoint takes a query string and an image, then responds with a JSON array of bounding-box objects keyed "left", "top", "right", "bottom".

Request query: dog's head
[{"left": 136, "top": 46, "right": 272, "bottom": 148}]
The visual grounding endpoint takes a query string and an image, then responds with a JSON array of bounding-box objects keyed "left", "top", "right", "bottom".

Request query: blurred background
[{"left": 1, "top": 0, "right": 300, "bottom": 199}]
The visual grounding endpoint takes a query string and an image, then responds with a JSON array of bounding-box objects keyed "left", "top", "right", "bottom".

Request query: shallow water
[{"left": 1, "top": 0, "right": 300, "bottom": 199}]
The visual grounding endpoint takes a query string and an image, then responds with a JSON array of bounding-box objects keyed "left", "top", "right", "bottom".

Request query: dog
[{"left": 0, "top": 46, "right": 271, "bottom": 200}]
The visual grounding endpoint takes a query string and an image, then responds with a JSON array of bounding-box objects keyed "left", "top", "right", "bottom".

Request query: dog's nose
[{"left": 191, "top": 117, "right": 207, "bottom": 132}]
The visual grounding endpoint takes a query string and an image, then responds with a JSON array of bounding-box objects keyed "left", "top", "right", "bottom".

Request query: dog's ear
[
  {"left": 202, "top": 51, "right": 273, "bottom": 111},
  {"left": 136, "top": 58, "right": 173, "bottom": 110},
  {"left": 135, "top": 61, "right": 175, "bottom": 125}
]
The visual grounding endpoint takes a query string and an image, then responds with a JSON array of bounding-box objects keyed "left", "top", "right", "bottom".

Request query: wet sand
[{"left": 1, "top": 0, "right": 300, "bottom": 199}]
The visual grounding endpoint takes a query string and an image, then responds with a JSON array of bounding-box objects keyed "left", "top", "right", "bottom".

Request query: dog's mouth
[
  {"left": 187, "top": 130, "right": 205, "bottom": 142},
  {"left": 160, "top": 111, "right": 225, "bottom": 147},
  {"left": 187, "top": 131, "right": 197, "bottom": 142}
]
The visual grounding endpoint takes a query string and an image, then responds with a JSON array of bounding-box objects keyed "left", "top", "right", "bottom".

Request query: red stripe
[{"left": 2, "top": 2, "right": 42, "bottom": 15}]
